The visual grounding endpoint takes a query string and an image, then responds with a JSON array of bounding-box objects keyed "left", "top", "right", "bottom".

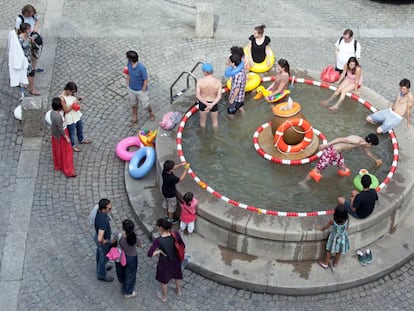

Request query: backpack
[
  {"left": 338, "top": 36, "right": 358, "bottom": 54},
  {"left": 171, "top": 231, "right": 185, "bottom": 262},
  {"left": 159, "top": 111, "right": 181, "bottom": 130}
]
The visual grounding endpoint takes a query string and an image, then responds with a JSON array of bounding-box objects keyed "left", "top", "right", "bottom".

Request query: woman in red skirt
[{"left": 50, "top": 97, "right": 77, "bottom": 177}]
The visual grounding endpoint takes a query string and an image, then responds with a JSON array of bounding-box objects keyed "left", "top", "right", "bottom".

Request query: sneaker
[
  {"left": 356, "top": 250, "right": 367, "bottom": 266},
  {"left": 366, "top": 248, "right": 373, "bottom": 264},
  {"left": 98, "top": 276, "right": 114, "bottom": 282},
  {"left": 124, "top": 291, "right": 137, "bottom": 299},
  {"left": 35, "top": 68, "right": 46, "bottom": 73}
]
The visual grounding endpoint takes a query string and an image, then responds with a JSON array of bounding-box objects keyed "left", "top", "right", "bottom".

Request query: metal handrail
[{"left": 170, "top": 61, "right": 204, "bottom": 104}]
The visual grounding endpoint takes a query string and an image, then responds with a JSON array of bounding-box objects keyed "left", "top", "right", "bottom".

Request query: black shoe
[
  {"left": 106, "top": 265, "right": 113, "bottom": 271},
  {"left": 98, "top": 276, "right": 114, "bottom": 282}
]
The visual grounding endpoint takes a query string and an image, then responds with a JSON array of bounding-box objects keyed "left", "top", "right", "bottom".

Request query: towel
[{"left": 8, "top": 30, "right": 28, "bottom": 87}]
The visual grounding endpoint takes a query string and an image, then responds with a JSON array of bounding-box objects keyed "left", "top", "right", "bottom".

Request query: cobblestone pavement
[{"left": 1, "top": 0, "right": 414, "bottom": 310}]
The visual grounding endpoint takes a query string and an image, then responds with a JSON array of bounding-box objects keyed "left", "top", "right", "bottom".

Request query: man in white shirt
[{"left": 335, "top": 29, "right": 361, "bottom": 74}]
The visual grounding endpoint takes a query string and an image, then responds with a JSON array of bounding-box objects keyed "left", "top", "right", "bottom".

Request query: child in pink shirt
[{"left": 179, "top": 192, "right": 198, "bottom": 236}]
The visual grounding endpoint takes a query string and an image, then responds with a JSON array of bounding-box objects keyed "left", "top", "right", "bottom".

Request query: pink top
[
  {"left": 345, "top": 68, "right": 363, "bottom": 85},
  {"left": 180, "top": 198, "right": 198, "bottom": 223}
]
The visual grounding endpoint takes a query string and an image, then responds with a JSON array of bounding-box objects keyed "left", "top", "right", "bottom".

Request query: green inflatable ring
[{"left": 353, "top": 173, "right": 379, "bottom": 191}]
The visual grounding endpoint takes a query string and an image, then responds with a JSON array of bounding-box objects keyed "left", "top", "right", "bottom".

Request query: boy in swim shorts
[{"left": 307, "top": 134, "right": 381, "bottom": 182}]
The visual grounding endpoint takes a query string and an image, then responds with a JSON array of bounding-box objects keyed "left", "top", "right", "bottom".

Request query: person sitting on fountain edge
[
  {"left": 366, "top": 78, "right": 413, "bottom": 133},
  {"left": 307, "top": 134, "right": 382, "bottom": 182},
  {"left": 337, "top": 174, "right": 378, "bottom": 219}
]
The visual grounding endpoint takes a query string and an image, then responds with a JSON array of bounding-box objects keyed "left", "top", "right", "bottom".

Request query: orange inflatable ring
[
  {"left": 274, "top": 118, "right": 314, "bottom": 153},
  {"left": 272, "top": 102, "right": 301, "bottom": 117}
]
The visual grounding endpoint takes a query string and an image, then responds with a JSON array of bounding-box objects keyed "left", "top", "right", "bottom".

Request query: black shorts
[
  {"left": 198, "top": 100, "right": 218, "bottom": 112},
  {"left": 227, "top": 101, "right": 244, "bottom": 114}
]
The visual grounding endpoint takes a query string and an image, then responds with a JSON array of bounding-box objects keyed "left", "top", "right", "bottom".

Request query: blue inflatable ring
[
  {"left": 128, "top": 146, "right": 156, "bottom": 179},
  {"left": 224, "top": 61, "right": 245, "bottom": 77}
]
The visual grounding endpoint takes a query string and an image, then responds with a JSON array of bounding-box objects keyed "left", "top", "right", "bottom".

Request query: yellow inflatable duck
[
  {"left": 254, "top": 86, "right": 290, "bottom": 103},
  {"left": 138, "top": 129, "right": 158, "bottom": 147}
]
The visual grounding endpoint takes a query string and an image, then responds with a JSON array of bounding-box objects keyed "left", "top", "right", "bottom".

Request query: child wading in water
[
  {"left": 179, "top": 192, "right": 198, "bottom": 237},
  {"left": 161, "top": 160, "right": 190, "bottom": 223},
  {"left": 318, "top": 204, "right": 350, "bottom": 269}
]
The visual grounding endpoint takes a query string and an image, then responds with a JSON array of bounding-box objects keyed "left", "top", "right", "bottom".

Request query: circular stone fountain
[{"left": 153, "top": 70, "right": 414, "bottom": 293}]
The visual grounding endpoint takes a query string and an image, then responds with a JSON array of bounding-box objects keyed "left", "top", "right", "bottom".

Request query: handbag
[
  {"left": 106, "top": 233, "right": 127, "bottom": 266},
  {"left": 171, "top": 231, "right": 185, "bottom": 262},
  {"left": 320, "top": 65, "right": 340, "bottom": 83}
]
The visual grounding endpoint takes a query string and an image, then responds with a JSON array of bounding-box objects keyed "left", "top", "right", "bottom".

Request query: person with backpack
[
  {"left": 148, "top": 218, "right": 185, "bottom": 303},
  {"left": 335, "top": 29, "right": 361, "bottom": 74},
  {"left": 17, "top": 23, "right": 40, "bottom": 98},
  {"left": 15, "top": 4, "right": 45, "bottom": 74}
]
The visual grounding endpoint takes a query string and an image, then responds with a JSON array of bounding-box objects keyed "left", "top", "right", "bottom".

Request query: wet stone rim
[{"left": 175, "top": 77, "right": 399, "bottom": 217}]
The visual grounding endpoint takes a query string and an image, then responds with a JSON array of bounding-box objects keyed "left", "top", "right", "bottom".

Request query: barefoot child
[
  {"left": 318, "top": 204, "right": 350, "bottom": 269},
  {"left": 179, "top": 192, "right": 198, "bottom": 236}
]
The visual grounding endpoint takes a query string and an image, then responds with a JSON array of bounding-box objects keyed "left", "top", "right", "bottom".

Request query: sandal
[
  {"left": 73, "top": 147, "right": 81, "bottom": 152},
  {"left": 318, "top": 262, "right": 329, "bottom": 269},
  {"left": 149, "top": 112, "right": 155, "bottom": 121},
  {"left": 156, "top": 292, "right": 167, "bottom": 303},
  {"left": 29, "top": 89, "right": 41, "bottom": 96}
]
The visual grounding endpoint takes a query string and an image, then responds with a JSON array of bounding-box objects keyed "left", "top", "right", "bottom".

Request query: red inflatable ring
[{"left": 274, "top": 118, "right": 314, "bottom": 153}]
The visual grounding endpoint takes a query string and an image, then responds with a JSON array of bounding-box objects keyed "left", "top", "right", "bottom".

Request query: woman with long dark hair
[
  {"left": 148, "top": 218, "right": 185, "bottom": 303},
  {"left": 50, "top": 97, "right": 76, "bottom": 177},
  {"left": 321, "top": 56, "right": 362, "bottom": 111},
  {"left": 116, "top": 219, "right": 141, "bottom": 298}
]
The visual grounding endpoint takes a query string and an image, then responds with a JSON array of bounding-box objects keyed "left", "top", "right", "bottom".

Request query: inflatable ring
[
  {"left": 255, "top": 86, "right": 291, "bottom": 103},
  {"left": 274, "top": 118, "right": 314, "bottom": 153},
  {"left": 353, "top": 173, "right": 380, "bottom": 191},
  {"left": 116, "top": 136, "right": 142, "bottom": 161},
  {"left": 226, "top": 72, "right": 261, "bottom": 92},
  {"left": 224, "top": 61, "right": 245, "bottom": 77},
  {"left": 128, "top": 146, "right": 156, "bottom": 179},
  {"left": 272, "top": 102, "right": 301, "bottom": 117},
  {"left": 139, "top": 130, "right": 157, "bottom": 147},
  {"left": 244, "top": 47, "right": 275, "bottom": 73}
]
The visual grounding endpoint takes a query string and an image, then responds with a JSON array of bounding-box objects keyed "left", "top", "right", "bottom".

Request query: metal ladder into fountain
[{"left": 169, "top": 61, "right": 204, "bottom": 105}]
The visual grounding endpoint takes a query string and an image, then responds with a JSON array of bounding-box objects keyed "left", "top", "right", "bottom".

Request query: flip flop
[
  {"left": 30, "top": 90, "right": 41, "bottom": 96},
  {"left": 157, "top": 292, "right": 167, "bottom": 303},
  {"left": 318, "top": 262, "right": 329, "bottom": 269}
]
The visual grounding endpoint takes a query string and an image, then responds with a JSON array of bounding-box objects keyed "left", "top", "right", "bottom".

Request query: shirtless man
[
  {"left": 307, "top": 134, "right": 381, "bottom": 182},
  {"left": 366, "top": 79, "right": 413, "bottom": 133},
  {"left": 196, "top": 63, "right": 222, "bottom": 129}
]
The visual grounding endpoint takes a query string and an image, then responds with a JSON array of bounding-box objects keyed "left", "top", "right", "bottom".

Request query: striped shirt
[{"left": 230, "top": 70, "right": 247, "bottom": 103}]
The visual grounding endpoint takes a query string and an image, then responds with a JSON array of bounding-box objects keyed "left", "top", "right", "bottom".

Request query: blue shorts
[{"left": 368, "top": 108, "right": 403, "bottom": 133}]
